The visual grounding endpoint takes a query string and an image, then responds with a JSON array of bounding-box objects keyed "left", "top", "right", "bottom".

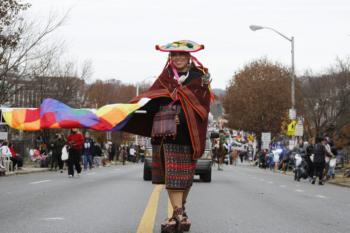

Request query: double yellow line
[{"left": 136, "top": 185, "right": 173, "bottom": 233}]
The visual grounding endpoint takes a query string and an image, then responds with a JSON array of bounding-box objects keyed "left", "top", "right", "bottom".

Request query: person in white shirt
[{"left": 1, "top": 141, "right": 12, "bottom": 158}]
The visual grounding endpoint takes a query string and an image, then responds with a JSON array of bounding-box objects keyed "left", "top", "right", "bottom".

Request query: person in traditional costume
[{"left": 122, "top": 40, "right": 212, "bottom": 233}]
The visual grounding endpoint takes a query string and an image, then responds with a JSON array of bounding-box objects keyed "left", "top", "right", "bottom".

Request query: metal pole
[
  {"left": 290, "top": 36, "right": 297, "bottom": 148},
  {"left": 135, "top": 83, "right": 139, "bottom": 145},
  {"left": 291, "top": 36, "right": 295, "bottom": 110}
]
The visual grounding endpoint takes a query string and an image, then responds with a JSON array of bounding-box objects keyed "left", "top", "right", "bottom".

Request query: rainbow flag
[{"left": 1, "top": 98, "right": 150, "bottom": 131}]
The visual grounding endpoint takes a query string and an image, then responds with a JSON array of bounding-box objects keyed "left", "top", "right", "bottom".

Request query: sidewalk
[
  {"left": 327, "top": 176, "right": 350, "bottom": 188},
  {"left": 5, "top": 167, "right": 50, "bottom": 176},
  {"left": 248, "top": 162, "right": 350, "bottom": 188},
  {"left": 3, "top": 160, "right": 133, "bottom": 176}
]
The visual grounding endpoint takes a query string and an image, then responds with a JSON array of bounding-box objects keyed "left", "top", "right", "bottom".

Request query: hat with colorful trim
[{"left": 155, "top": 40, "right": 204, "bottom": 53}]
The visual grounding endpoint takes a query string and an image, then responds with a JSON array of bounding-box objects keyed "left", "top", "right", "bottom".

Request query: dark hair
[
  {"left": 315, "top": 137, "right": 325, "bottom": 143},
  {"left": 169, "top": 51, "right": 190, "bottom": 57}
]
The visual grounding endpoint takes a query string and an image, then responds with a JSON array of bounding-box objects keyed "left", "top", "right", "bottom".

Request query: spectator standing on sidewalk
[
  {"left": 1, "top": 141, "right": 13, "bottom": 171},
  {"left": 324, "top": 137, "right": 335, "bottom": 180},
  {"left": 1, "top": 141, "right": 12, "bottom": 158},
  {"left": 50, "top": 134, "right": 65, "bottom": 172},
  {"left": 120, "top": 145, "right": 127, "bottom": 165},
  {"left": 139, "top": 145, "right": 145, "bottom": 163},
  {"left": 83, "top": 132, "right": 94, "bottom": 171},
  {"left": 66, "top": 128, "right": 84, "bottom": 178},
  {"left": 8, "top": 142, "right": 21, "bottom": 170},
  {"left": 115, "top": 143, "right": 120, "bottom": 162},
  {"left": 93, "top": 142, "right": 103, "bottom": 167},
  {"left": 129, "top": 145, "right": 136, "bottom": 163},
  {"left": 108, "top": 141, "right": 116, "bottom": 163},
  {"left": 312, "top": 137, "right": 327, "bottom": 185},
  {"left": 305, "top": 139, "right": 315, "bottom": 181}
]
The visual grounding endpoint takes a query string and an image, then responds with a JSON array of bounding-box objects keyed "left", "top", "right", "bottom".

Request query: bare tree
[
  {"left": 85, "top": 79, "right": 136, "bottom": 108},
  {"left": 301, "top": 58, "right": 350, "bottom": 138},
  {"left": 0, "top": 0, "right": 69, "bottom": 105}
]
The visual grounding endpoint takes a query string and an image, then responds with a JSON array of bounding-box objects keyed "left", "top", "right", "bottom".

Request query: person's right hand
[{"left": 175, "top": 115, "right": 180, "bottom": 125}]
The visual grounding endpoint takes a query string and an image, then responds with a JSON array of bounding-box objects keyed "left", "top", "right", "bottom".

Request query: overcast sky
[{"left": 27, "top": 0, "right": 350, "bottom": 89}]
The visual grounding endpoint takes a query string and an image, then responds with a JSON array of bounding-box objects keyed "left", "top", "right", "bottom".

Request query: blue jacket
[{"left": 83, "top": 138, "right": 94, "bottom": 155}]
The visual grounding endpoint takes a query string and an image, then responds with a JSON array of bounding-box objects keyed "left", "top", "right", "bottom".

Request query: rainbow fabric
[{"left": 1, "top": 98, "right": 150, "bottom": 131}]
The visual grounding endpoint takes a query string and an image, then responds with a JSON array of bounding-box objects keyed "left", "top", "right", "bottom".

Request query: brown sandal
[
  {"left": 161, "top": 207, "right": 185, "bottom": 233},
  {"left": 182, "top": 201, "right": 191, "bottom": 232}
]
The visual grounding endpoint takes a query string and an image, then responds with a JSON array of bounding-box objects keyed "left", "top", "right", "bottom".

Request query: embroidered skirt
[{"left": 152, "top": 143, "right": 196, "bottom": 190}]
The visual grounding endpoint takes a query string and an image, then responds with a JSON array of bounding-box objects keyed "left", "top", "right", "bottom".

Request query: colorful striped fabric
[{"left": 1, "top": 98, "right": 150, "bottom": 131}]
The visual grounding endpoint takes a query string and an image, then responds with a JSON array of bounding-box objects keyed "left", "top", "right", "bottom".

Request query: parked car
[
  {"left": 143, "top": 136, "right": 213, "bottom": 183},
  {"left": 195, "top": 137, "right": 212, "bottom": 182}
]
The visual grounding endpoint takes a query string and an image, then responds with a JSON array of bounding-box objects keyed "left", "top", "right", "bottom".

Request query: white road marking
[
  {"left": 279, "top": 185, "right": 287, "bottom": 188},
  {"left": 30, "top": 180, "right": 52, "bottom": 185},
  {"left": 86, "top": 172, "right": 96, "bottom": 176},
  {"left": 295, "top": 189, "right": 304, "bottom": 193},
  {"left": 44, "top": 217, "right": 64, "bottom": 221},
  {"left": 267, "top": 181, "right": 274, "bottom": 184},
  {"left": 315, "top": 195, "right": 327, "bottom": 199}
]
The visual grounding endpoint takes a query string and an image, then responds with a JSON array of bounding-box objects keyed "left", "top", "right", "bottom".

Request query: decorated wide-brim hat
[{"left": 155, "top": 40, "right": 204, "bottom": 53}]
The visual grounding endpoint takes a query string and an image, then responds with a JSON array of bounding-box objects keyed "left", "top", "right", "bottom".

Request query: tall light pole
[{"left": 249, "top": 25, "right": 296, "bottom": 116}]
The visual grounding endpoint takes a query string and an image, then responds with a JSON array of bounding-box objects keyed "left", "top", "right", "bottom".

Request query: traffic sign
[{"left": 261, "top": 132, "right": 271, "bottom": 149}]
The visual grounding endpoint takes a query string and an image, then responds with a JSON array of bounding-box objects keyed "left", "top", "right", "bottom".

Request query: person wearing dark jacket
[
  {"left": 93, "top": 142, "right": 103, "bottom": 167},
  {"left": 312, "top": 137, "right": 327, "bottom": 185},
  {"left": 50, "top": 134, "right": 65, "bottom": 172},
  {"left": 83, "top": 132, "right": 94, "bottom": 171},
  {"left": 305, "top": 138, "right": 315, "bottom": 180}
]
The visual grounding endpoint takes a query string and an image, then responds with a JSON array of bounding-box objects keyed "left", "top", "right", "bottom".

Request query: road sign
[
  {"left": 0, "top": 132, "right": 8, "bottom": 140},
  {"left": 289, "top": 108, "right": 296, "bottom": 120},
  {"left": 261, "top": 132, "right": 271, "bottom": 149},
  {"left": 287, "top": 120, "right": 296, "bottom": 136},
  {"left": 295, "top": 120, "right": 304, "bottom": 136}
]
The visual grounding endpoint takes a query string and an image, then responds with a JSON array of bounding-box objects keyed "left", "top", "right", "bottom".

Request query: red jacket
[
  {"left": 9, "top": 146, "right": 16, "bottom": 158},
  {"left": 67, "top": 133, "right": 84, "bottom": 150}
]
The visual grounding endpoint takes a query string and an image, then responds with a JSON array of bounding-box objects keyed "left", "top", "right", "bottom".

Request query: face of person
[{"left": 170, "top": 52, "right": 190, "bottom": 71}]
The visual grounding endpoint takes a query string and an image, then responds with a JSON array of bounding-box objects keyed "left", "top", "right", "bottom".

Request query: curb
[
  {"left": 248, "top": 164, "right": 350, "bottom": 188},
  {"left": 327, "top": 182, "right": 350, "bottom": 188},
  {"left": 327, "top": 178, "right": 350, "bottom": 188},
  {"left": 5, "top": 168, "right": 50, "bottom": 176},
  {"left": 3, "top": 162, "right": 133, "bottom": 177}
]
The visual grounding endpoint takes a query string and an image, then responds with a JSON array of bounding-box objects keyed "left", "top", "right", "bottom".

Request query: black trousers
[
  {"left": 305, "top": 157, "right": 313, "bottom": 177},
  {"left": 68, "top": 149, "right": 82, "bottom": 176},
  {"left": 10, "top": 157, "right": 18, "bottom": 170},
  {"left": 313, "top": 162, "right": 325, "bottom": 181},
  {"left": 51, "top": 153, "right": 63, "bottom": 170}
]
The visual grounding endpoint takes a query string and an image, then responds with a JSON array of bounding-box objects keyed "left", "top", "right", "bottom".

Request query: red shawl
[{"left": 122, "top": 67, "right": 211, "bottom": 160}]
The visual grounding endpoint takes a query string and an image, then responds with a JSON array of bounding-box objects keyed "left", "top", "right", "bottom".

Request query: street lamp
[{"left": 249, "top": 24, "right": 296, "bottom": 115}]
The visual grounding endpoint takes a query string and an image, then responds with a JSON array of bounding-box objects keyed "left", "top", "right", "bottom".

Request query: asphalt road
[{"left": 0, "top": 163, "right": 349, "bottom": 233}]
